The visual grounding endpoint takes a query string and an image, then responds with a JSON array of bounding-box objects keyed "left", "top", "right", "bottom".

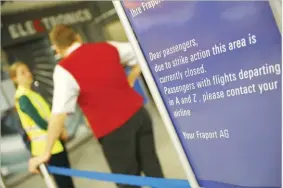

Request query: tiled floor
[{"left": 10, "top": 103, "right": 187, "bottom": 188}]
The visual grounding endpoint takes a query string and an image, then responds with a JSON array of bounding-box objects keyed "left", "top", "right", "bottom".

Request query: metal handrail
[{"left": 39, "top": 164, "right": 56, "bottom": 188}]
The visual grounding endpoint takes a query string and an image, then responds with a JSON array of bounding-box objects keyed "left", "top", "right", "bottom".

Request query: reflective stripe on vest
[
  {"left": 24, "top": 125, "right": 40, "bottom": 132},
  {"left": 32, "top": 134, "right": 47, "bottom": 141},
  {"left": 15, "top": 87, "right": 64, "bottom": 156}
]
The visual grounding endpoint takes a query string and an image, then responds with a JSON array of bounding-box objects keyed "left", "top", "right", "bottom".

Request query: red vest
[{"left": 59, "top": 43, "right": 143, "bottom": 138}]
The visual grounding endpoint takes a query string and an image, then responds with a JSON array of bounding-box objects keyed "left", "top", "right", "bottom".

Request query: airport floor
[{"left": 10, "top": 103, "right": 187, "bottom": 188}]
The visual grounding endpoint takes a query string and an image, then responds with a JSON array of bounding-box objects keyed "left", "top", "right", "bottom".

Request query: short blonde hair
[
  {"left": 49, "top": 24, "right": 78, "bottom": 49},
  {"left": 9, "top": 61, "right": 27, "bottom": 81}
]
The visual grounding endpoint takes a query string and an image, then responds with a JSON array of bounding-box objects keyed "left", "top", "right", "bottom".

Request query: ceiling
[{"left": 1, "top": 1, "right": 78, "bottom": 15}]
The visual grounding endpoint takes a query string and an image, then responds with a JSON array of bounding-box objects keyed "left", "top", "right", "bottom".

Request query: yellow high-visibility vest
[{"left": 15, "top": 86, "right": 63, "bottom": 156}]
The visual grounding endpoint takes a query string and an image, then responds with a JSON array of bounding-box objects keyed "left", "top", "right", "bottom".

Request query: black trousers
[
  {"left": 48, "top": 142, "right": 75, "bottom": 188},
  {"left": 99, "top": 107, "right": 164, "bottom": 188}
]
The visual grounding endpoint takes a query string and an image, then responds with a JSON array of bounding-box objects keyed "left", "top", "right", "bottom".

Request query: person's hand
[
  {"left": 60, "top": 128, "right": 69, "bottom": 141},
  {"left": 128, "top": 79, "right": 136, "bottom": 87},
  {"left": 129, "top": 82, "right": 135, "bottom": 87},
  {"left": 28, "top": 153, "right": 50, "bottom": 174}
]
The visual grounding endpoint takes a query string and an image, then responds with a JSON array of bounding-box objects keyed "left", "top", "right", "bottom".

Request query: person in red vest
[{"left": 29, "top": 24, "right": 164, "bottom": 187}]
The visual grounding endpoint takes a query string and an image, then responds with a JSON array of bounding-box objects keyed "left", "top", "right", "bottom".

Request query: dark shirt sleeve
[
  {"left": 21, "top": 131, "right": 31, "bottom": 151},
  {"left": 18, "top": 95, "right": 48, "bottom": 130}
]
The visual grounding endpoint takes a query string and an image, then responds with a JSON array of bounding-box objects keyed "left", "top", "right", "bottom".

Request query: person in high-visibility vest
[{"left": 10, "top": 62, "right": 75, "bottom": 188}]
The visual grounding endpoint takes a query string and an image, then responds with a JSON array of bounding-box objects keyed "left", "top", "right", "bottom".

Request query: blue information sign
[{"left": 121, "top": 1, "right": 281, "bottom": 188}]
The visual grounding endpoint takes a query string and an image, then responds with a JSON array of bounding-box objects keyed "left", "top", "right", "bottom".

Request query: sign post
[
  {"left": 39, "top": 164, "right": 57, "bottom": 188},
  {"left": 114, "top": 1, "right": 281, "bottom": 188},
  {"left": 0, "top": 173, "right": 7, "bottom": 188},
  {"left": 113, "top": 1, "right": 200, "bottom": 187}
]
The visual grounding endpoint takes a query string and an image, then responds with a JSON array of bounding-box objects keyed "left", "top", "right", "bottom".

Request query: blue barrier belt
[{"left": 48, "top": 166, "right": 190, "bottom": 188}]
